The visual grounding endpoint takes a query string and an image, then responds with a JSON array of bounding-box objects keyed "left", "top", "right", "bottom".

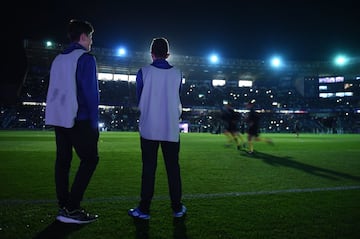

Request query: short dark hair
[
  {"left": 150, "top": 37, "right": 169, "bottom": 58},
  {"left": 67, "top": 19, "right": 94, "bottom": 42}
]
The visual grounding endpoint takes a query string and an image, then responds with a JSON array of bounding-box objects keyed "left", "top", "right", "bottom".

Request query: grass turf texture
[{"left": 0, "top": 130, "right": 359, "bottom": 239}]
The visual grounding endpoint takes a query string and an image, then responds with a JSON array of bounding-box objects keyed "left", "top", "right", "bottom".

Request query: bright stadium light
[
  {"left": 46, "top": 41, "right": 53, "bottom": 47},
  {"left": 116, "top": 47, "right": 127, "bottom": 57},
  {"left": 334, "top": 54, "right": 348, "bottom": 66},
  {"left": 270, "top": 56, "right": 282, "bottom": 68},
  {"left": 45, "top": 41, "right": 54, "bottom": 48},
  {"left": 208, "top": 53, "right": 220, "bottom": 64}
]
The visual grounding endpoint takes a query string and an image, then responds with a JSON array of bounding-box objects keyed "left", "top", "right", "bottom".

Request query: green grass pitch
[{"left": 0, "top": 130, "right": 360, "bottom": 238}]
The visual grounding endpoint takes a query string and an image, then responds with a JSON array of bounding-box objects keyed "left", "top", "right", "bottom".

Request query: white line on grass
[
  {"left": 183, "top": 185, "right": 360, "bottom": 199},
  {"left": 1, "top": 185, "right": 359, "bottom": 205}
]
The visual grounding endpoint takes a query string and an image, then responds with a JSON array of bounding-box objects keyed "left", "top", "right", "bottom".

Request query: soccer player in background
[
  {"left": 245, "top": 100, "right": 273, "bottom": 154},
  {"left": 221, "top": 103, "right": 246, "bottom": 150}
]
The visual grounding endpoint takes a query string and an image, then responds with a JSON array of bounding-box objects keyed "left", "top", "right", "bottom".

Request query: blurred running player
[
  {"left": 245, "top": 100, "right": 273, "bottom": 154},
  {"left": 221, "top": 103, "right": 245, "bottom": 150}
]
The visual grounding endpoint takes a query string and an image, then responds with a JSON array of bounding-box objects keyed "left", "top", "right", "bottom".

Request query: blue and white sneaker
[
  {"left": 173, "top": 205, "right": 187, "bottom": 218},
  {"left": 128, "top": 207, "right": 150, "bottom": 220}
]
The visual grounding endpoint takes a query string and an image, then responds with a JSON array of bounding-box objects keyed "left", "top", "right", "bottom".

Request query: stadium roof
[{"left": 25, "top": 40, "right": 360, "bottom": 84}]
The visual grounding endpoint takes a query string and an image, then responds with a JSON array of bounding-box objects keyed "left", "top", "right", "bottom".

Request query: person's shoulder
[
  {"left": 79, "top": 52, "right": 96, "bottom": 62},
  {"left": 171, "top": 66, "right": 181, "bottom": 76},
  {"left": 141, "top": 64, "right": 152, "bottom": 72},
  {"left": 82, "top": 51, "right": 95, "bottom": 57}
]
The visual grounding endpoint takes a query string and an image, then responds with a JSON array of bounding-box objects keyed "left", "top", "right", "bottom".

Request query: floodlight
[
  {"left": 270, "top": 56, "right": 282, "bottom": 68},
  {"left": 208, "top": 54, "right": 219, "bottom": 64},
  {"left": 45, "top": 41, "right": 53, "bottom": 48},
  {"left": 117, "top": 47, "right": 127, "bottom": 57},
  {"left": 334, "top": 55, "right": 348, "bottom": 66}
]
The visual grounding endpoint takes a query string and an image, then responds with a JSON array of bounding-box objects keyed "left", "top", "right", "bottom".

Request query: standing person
[
  {"left": 294, "top": 119, "right": 301, "bottom": 137},
  {"left": 245, "top": 100, "right": 273, "bottom": 154},
  {"left": 221, "top": 103, "right": 245, "bottom": 150},
  {"left": 128, "top": 37, "right": 186, "bottom": 220},
  {"left": 45, "top": 19, "right": 99, "bottom": 224}
]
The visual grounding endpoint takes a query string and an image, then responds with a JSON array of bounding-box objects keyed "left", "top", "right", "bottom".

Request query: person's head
[
  {"left": 150, "top": 37, "right": 170, "bottom": 59},
  {"left": 67, "top": 19, "right": 94, "bottom": 51}
]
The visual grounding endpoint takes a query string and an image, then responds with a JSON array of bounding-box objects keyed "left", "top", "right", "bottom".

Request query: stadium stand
[{"left": 1, "top": 40, "right": 359, "bottom": 133}]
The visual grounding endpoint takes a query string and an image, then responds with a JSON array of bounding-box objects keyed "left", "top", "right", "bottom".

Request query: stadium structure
[{"left": 1, "top": 40, "right": 360, "bottom": 133}]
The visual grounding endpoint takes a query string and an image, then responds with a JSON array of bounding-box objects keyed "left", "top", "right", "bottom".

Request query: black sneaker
[{"left": 56, "top": 208, "right": 98, "bottom": 224}]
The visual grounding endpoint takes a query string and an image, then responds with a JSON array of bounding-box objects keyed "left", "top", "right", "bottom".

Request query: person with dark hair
[
  {"left": 245, "top": 100, "right": 273, "bottom": 154},
  {"left": 221, "top": 103, "right": 245, "bottom": 150},
  {"left": 128, "top": 37, "right": 186, "bottom": 220},
  {"left": 45, "top": 19, "right": 99, "bottom": 224}
]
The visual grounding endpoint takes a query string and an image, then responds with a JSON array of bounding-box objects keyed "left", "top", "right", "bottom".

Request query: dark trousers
[
  {"left": 139, "top": 137, "right": 182, "bottom": 213},
  {"left": 54, "top": 121, "right": 99, "bottom": 211}
]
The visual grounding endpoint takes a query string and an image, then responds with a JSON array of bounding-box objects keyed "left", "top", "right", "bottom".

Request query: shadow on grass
[
  {"left": 132, "top": 215, "right": 188, "bottom": 239},
  {"left": 242, "top": 150, "right": 360, "bottom": 181},
  {"left": 173, "top": 216, "right": 188, "bottom": 239},
  {"left": 33, "top": 220, "right": 85, "bottom": 239},
  {"left": 132, "top": 218, "right": 149, "bottom": 239}
]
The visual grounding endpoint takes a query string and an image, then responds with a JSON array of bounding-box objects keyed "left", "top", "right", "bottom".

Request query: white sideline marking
[
  {"left": 183, "top": 185, "right": 360, "bottom": 199},
  {"left": 1, "top": 185, "right": 359, "bottom": 205}
]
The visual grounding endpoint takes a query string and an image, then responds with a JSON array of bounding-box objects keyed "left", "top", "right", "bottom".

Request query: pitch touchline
[
  {"left": 183, "top": 185, "right": 360, "bottom": 199},
  {"left": 1, "top": 185, "right": 359, "bottom": 205}
]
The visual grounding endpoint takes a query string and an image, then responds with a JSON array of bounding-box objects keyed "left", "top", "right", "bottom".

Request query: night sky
[{"left": 18, "top": 0, "right": 359, "bottom": 61}]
